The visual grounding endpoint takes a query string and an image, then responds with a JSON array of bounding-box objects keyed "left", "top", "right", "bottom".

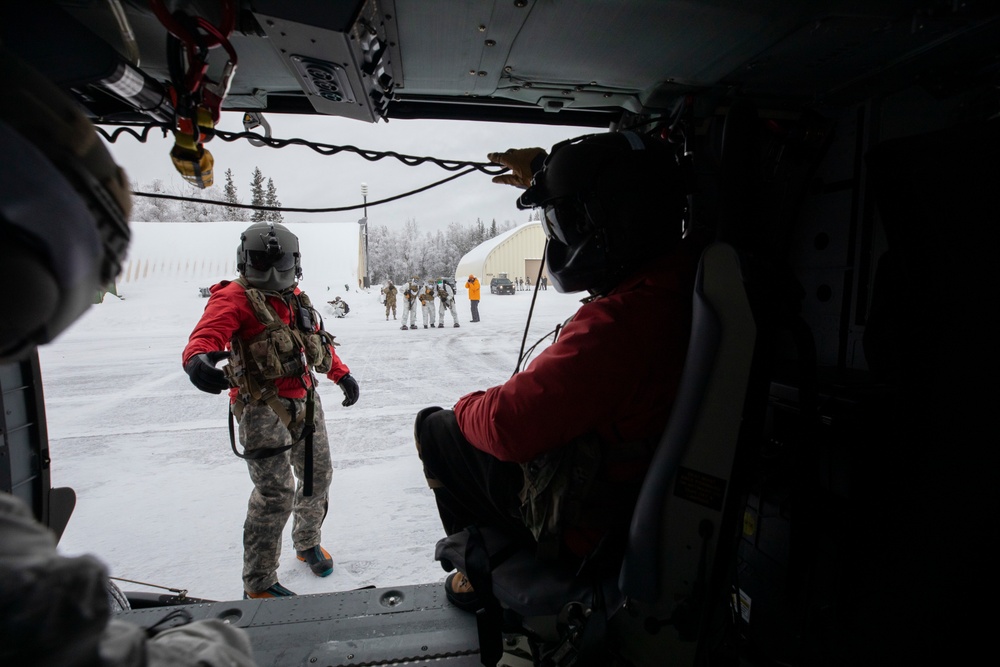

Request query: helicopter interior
[{"left": 1, "top": 1, "right": 997, "bottom": 665}]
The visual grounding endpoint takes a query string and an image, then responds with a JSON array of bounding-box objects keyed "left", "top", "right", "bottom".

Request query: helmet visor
[
  {"left": 542, "top": 201, "right": 580, "bottom": 246},
  {"left": 246, "top": 249, "right": 296, "bottom": 272}
]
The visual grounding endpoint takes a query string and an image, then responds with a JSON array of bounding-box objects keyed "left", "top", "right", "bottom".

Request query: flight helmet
[
  {"left": 1, "top": 48, "right": 131, "bottom": 361},
  {"left": 517, "top": 131, "right": 687, "bottom": 295},
  {"left": 236, "top": 221, "right": 301, "bottom": 291}
]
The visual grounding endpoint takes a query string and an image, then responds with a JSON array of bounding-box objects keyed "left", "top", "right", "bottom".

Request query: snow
[{"left": 37, "top": 221, "right": 583, "bottom": 601}]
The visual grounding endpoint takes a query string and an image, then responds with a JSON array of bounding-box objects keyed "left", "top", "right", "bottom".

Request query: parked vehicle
[{"left": 490, "top": 277, "right": 515, "bottom": 295}]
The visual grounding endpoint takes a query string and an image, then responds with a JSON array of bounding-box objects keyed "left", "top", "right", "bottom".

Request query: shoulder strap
[{"left": 232, "top": 277, "right": 282, "bottom": 326}]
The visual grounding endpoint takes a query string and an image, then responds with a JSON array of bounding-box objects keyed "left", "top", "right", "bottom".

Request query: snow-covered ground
[{"left": 37, "top": 222, "right": 582, "bottom": 601}]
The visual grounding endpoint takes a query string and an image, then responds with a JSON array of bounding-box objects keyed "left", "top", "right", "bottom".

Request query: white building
[{"left": 454, "top": 221, "right": 549, "bottom": 286}]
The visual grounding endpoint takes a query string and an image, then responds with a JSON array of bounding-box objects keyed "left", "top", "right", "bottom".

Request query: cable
[
  {"left": 99, "top": 120, "right": 513, "bottom": 211},
  {"left": 131, "top": 166, "right": 479, "bottom": 213},
  {"left": 94, "top": 122, "right": 509, "bottom": 175},
  {"left": 512, "top": 239, "right": 574, "bottom": 375}
]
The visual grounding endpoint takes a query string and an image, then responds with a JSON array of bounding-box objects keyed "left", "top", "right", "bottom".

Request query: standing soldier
[
  {"left": 465, "top": 274, "right": 481, "bottom": 323},
  {"left": 419, "top": 279, "right": 437, "bottom": 329},
  {"left": 436, "top": 277, "right": 460, "bottom": 328},
  {"left": 401, "top": 276, "right": 420, "bottom": 330},
  {"left": 183, "top": 221, "right": 361, "bottom": 599},
  {"left": 381, "top": 280, "right": 398, "bottom": 320}
]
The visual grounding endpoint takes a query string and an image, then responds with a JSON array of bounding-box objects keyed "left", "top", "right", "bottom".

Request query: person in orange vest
[{"left": 465, "top": 274, "right": 481, "bottom": 322}]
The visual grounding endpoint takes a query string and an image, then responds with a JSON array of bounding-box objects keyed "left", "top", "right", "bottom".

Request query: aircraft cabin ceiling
[{"left": 5, "top": 1, "right": 998, "bottom": 126}]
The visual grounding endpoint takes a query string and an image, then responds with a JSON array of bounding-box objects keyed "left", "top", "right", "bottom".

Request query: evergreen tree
[
  {"left": 265, "top": 177, "right": 283, "bottom": 223},
  {"left": 489, "top": 218, "right": 498, "bottom": 237},
  {"left": 223, "top": 169, "right": 247, "bottom": 221},
  {"left": 250, "top": 167, "right": 266, "bottom": 222},
  {"left": 476, "top": 217, "right": 486, "bottom": 244}
]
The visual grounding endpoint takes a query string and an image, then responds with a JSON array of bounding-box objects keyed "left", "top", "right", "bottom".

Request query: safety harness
[{"left": 223, "top": 279, "right": 336, "bottom": 496}]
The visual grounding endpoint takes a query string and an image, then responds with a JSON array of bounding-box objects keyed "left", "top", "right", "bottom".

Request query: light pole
[{"left": 359, "top": 183, "right": 370, "bottom": 288}]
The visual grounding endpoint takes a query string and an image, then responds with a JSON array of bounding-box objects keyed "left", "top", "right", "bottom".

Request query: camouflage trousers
[
  {"left": 236, "top": 396, "right": 333, "bottom": 593},
  {"left": 385, "top": 299, "right": 396, "bottom": 318}
]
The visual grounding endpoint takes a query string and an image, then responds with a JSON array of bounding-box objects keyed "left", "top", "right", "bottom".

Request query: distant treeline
[
  {"left": 128, "top": 174, "right": 529, "bottom": 281},
  {"left": 129, "top": 168, "right": 281, "bottom": 223},
  {"left": 368, "top": 218, "right": 518, "bottom": 284}
]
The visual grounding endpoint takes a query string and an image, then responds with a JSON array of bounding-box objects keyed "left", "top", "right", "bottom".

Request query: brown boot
[{"left": 444, "top": 571, "right": 479, "bottom": 612}]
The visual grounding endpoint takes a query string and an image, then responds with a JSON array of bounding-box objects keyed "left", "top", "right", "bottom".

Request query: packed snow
[{"left": 37, "top": 221, "right": 582, "bottom": 602}]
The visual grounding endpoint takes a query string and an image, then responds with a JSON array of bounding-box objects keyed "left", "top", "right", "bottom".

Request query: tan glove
[{"left": 487, "top": 147, "right": 546, "bottom": 188}]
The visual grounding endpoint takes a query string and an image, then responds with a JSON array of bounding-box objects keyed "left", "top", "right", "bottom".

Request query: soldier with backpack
[
  {"left": 328, "top": 296, "right": 350, "bottom": 318},
  {"left": 436, "top": 277, "right": 460, "bottom": 328}
]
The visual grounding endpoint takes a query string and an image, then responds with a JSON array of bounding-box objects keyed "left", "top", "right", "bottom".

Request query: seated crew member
[{"left": 414, "top": 132, "right": 702, "bottom": 608}]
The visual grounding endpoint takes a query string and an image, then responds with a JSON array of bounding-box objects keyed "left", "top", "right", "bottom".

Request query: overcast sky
[{"left": 101, "top": 111, "right": 588, "bottom": 232}]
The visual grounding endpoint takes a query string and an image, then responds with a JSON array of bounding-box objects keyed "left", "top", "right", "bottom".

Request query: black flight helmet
[
  {"left": 0, "top": 48, "right": 131, "bottom": 361},
  {"left": 518, "top": 132, "right": 686, "bottom": 295},
  {"left": 237, "top": 221, "right": 301, "bottom": 291}
]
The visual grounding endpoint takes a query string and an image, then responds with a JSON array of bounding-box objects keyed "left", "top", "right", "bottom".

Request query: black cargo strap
[
  {"left": 302, "top": 387, "right": 316, "bottom": 497},
  {"left": 227, "top": 389, "right": 317, "bottom": 497},
  {"left": 227, "top": 405, "right": 296, "bottom": 460},
  {"left": 463, "top": 525, "right": 523, "bottom": 667}
]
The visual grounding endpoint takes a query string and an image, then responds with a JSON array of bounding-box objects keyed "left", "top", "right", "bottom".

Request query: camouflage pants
[
  {"left": 236, "top": 396, "right": 333, "bottom": 593},
  {"left": 385, "top": 299, "right": 396, "bottom": 318}
]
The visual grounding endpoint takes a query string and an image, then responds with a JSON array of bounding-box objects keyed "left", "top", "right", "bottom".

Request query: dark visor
[
  {"left": 542, "top": 201, "right": 576, "bottom": 246},
  {"left": 246, "top": 249, "right": 296, "bottom": 272}
]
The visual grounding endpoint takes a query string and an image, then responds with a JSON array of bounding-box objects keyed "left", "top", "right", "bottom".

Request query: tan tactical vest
[{"left": 223, "top": 279, "right": 337, "bottom": 426}]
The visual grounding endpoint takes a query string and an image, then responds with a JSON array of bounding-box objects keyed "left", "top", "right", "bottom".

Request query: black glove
[
  {"left": 338, "top": 373, "right": 360, "bottom": 407},
  {"left": 184, "top": 351, "right": 231, "bottom": 394}
]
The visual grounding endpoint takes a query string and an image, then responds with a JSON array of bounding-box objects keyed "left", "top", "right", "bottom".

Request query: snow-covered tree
[
  {"left": 223, "top": 168, "right": 247, "bottom": 221},
  {"left": 265, "top": 177, "right": 283, "bottom": 223},
  {"left": 250, "top": 167, "right": 266, "bottom": 222}
]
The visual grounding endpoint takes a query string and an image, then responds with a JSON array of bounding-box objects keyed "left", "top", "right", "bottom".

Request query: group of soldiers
[
  {"left": 515, "top": 276, "right": 547, "bottom": 290},
  {"left": 381, "top": 277, "right": 460, "bottom": 329}
]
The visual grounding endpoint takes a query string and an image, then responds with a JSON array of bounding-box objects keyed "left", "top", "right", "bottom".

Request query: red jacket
[
  {"left": 454, "top": 242, "right": 700, "bottom": 463},
  {"left": 454, "top": 243, "right": 700, "bottom": 556},
  {"left": 183, "top": 281, "right": 350, "bottom": 400}
]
